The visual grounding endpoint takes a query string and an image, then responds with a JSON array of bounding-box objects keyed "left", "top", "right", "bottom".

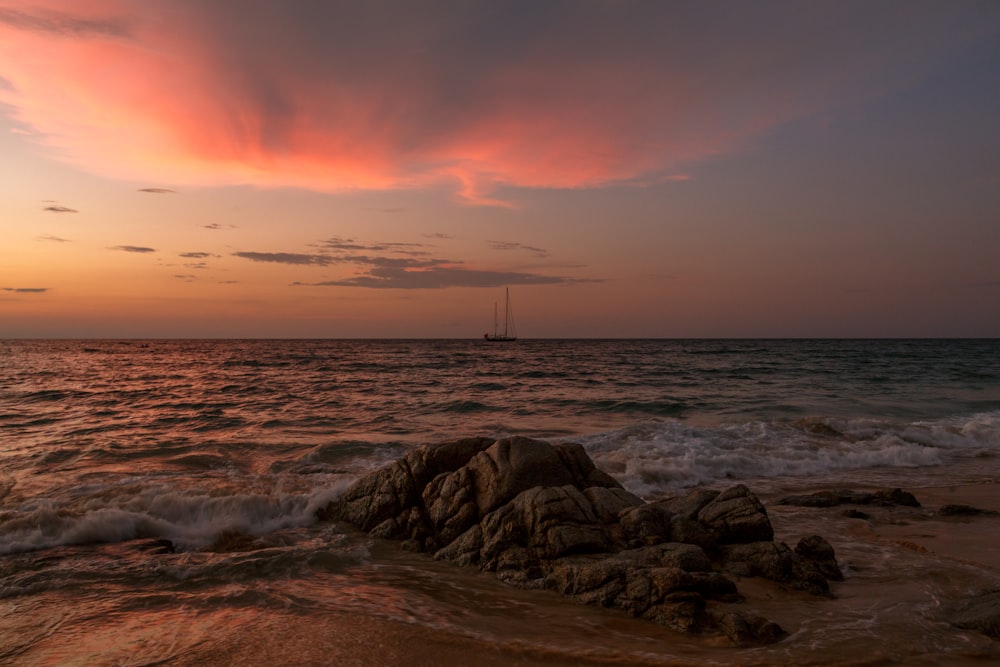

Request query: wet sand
[
  {"left": 5, "top": 476, "right": 999, "bottom": 667},
  {"left": 176, "top": 478, "right": 1000, "bottom": 666}
]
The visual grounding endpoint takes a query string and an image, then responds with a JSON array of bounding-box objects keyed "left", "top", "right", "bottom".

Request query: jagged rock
[
  {"left": 319, "top": 436, "right": 846, "bottom": 646},
  {"left": 467, "top": 437, "right": 576, "bottom": 514},
  {"left": 795, "top": 535, "right": 844, "bottom": 581},
  {"left": 479, "top": 484, "right": 609, "bottom": 570},
  {"left": 721, "top": 541, "right": 795, "bottom": 581},
  {"left": 712, "top": 610, "right": 787, "bottom": 646},
  {"left": 662, "top": 488, "right": 720, "bottom": 520},
  {"left": 333, "top": 436, "right": 495, "bottom": 531},
  {"left": 697, "top": 484, "right": 774, "bottom": 544},
  {"left": 720, "top": 540, "right": 833, "bottom": 596},
  {"left": 618, "top": 502, "right": 674, "bottom": 547}
]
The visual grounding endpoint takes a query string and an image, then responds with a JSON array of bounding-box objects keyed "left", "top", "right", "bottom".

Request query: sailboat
[{"left": 484, "top": 288, "right": 517, "bottom": 342}]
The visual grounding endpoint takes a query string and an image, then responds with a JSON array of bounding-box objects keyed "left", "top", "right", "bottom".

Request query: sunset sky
[{"left": 2, "top": 1, "right": 999, "bottom": 338}]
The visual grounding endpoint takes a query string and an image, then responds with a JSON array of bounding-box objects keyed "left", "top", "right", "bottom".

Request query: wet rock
[
  {"left": 713, "top": 609, "right": 787, "bottom": 646},
  {"left": 662, "top": 488, "right": 720, "bottom": 520},
  {"left": 874, "top": 488, "right": 921, "bottom": 507},
  {"left": 795, "top": 535, "right": 844, "bottom": 581},
  {"left": 320, "top": 436, "right": 847, "bottom": 645},
  {"left": 939, "top": 504, "right": 997, "bottom": 517},
  {"left": 779, "top": 487, "right": 921, "bottom": 509},
  {"left": 721, "top": 541, "right": 795, "bottom": 581},
  {"left": 779, "top": 489, "right": 876, "bottom": 507},
  {"left": 697, "top": 484, "right": 774, "bottom": 544}
]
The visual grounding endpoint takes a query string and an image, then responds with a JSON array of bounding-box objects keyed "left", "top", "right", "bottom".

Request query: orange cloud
[{"left": 1, "top": 2, "right": 992, "bottom": 204}]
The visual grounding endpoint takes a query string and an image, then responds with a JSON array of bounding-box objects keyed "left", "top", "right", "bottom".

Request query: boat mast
[
  {"left": 493, "top": 301, "right": 499, "bottom": 338},
  {"left": 504, "top": 287, "right": 515, "bottom": 339}
]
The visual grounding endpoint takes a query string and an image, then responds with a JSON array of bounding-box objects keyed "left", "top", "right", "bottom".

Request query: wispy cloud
[
  {"left": 43, "top": 205, "right": 77, "bottom": 213},
  {"left": 233, "top": 251, "right": 333, "bottom": 266},
  {"left": 318, "top": 237, "right": 429, "bottom": 255},
  {"left": 3, "top": 286, "right": 48, "bottom": 293},
  {"left": 111, "top": 245, "right": 155, "bottom": 253},
  {"left": 38, "top": 234, "right": 71, "bottom": 242},
  {"left": 138, "top": 187, "right": 176, "bottom": 194},
  {"left": 179, "top": 251, "right": 213, "bottom": 259},
  {"left": 488, "top": 241, "right": 550, "bottom": 258},
  {"left": 3, "top": 3, "right": 991, "bottom": 204},
  {"left": 237, "top": 234, "right": 593, "bottom": 289},
  {"left": 174, "top": 274, "right": 197, "bottom": 282},
  {"left": 0, "top": 7, "right": 129, "bottom": 38},
  {"left": 297, "top": 267, "right": 589, "bottom": 290}
]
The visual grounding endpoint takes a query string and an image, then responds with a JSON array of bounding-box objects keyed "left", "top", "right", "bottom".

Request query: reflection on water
[{"left": 2, "top": 340, "right": 1000, "bottom": 664}]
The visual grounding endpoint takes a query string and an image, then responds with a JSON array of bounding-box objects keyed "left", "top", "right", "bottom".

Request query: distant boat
[{"left": 484, "top": 288, "right": 517, "bottom": 342}]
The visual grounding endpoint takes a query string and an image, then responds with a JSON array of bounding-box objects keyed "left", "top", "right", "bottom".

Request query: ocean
[{"left": 2, "top": 339, "right": 999, "bottom": 665}]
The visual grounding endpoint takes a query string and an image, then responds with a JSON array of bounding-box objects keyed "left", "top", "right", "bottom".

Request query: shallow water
[{"left": 2, "top": 339, "right": 1000, "bottom": 665}]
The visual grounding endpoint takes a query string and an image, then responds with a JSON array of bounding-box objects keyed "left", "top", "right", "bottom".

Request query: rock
[
  {"left": 584, "top": 486, "right": 644, "bottom": 523},
  {"left": 713, "top": 610, "right": 787, "bottom": 646},
  {"left": 553, "top": 441, "right": 625, "bottom": 490},
  {"left": 721, "top": 540, "right": 832, "bottom": 595},
  {"left": 939, "top": 504, "right": 997, "bottom": 517},
  {"left": 697, "top": 484, "right": 774, "bottom": 544},
  {"left": 874, "top": 488, "right": 920, "bottom": 507},
  {"left": 642, "top": 591, "right": 706, "bottom": 634},
  {"left": 319, "top": 436, "right": 845, "bottom": 646},
  {"left": 949, "top": 590, "right": 1000, "bottom": 638},
  {"left": 662, "top": 488, "right": 720, "bottom": 520},
  {"left": 423, "top": 466, "right": 478, "bottom": 545},
  {"left": 618, "top": 502, "right": 674, "bottom": 547},
  {"left": 331, "top": 436, "right": 495, "bottom": 532},
  {"left": 478, "top": 485, "right": 610, "bottom": 570},
  {"left": 795, "top": 535, "right": 844, "bottom": 581},
  {"left": 779, "top": 489, "right": 876, "bottom": 507},
  {"left": 721, "top": 541, "right": 794, "bottom": 581},
  {"left": 669, "top": 514, "right": 718, "bottom": 551},
  {"left": 433, "top": 524, "right": 482, "bottom": 566},
  {"left": 468, "top": 437, "right": 586, "bottom": 515},
  {"left": 779, "top": 487, "right": 920, "bottom": 509},
  {"left": 841, "top": 508, "right": 871, "bottom": 520}
]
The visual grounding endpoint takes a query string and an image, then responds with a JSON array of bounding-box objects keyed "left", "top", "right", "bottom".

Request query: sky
[{"left": 1, "top": 0, "right": 999, "bottom": 338}]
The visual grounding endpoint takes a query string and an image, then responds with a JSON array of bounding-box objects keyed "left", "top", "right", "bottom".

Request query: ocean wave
[
  {"left": 570, "top": 411, "right": 1000, "bottom": 498},
  {"left": 0, "top": 481, "right": 353, "bottom": 555}
]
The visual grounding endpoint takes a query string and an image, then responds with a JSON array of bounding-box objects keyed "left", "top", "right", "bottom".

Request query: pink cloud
[{"left": 0, "top": 2, "right": 993, "bottom": 204}]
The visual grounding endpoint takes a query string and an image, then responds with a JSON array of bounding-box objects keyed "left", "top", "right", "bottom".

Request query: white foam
[
  {"left": 570, "top": 411, "right": 1000, "bottom": 498},
  {"left": 0, "top": 477, "right": 357, "bottom": 555}
]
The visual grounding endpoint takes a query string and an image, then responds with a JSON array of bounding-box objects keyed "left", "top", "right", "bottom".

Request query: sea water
[{"left": 1, "top": 339, "right": 999, "bottom": 665}]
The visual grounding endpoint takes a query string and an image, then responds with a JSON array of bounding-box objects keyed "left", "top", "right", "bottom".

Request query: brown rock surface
[{"left": 319, "top": 436, "right": 845, "bottom": 647}]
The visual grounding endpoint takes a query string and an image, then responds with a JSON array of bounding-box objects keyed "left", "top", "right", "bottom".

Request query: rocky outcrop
[{"left": 320, "top": 436, "right": 844, "bottom": 647}]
